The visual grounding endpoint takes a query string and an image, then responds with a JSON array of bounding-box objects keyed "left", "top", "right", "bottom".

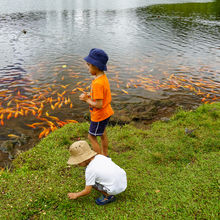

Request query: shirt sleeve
[
  {"left": 85, "top": 168, "right": 96, "bottom": 186},
  {"left": 92, "top": 82, "right": 104, "bottom": 100}
]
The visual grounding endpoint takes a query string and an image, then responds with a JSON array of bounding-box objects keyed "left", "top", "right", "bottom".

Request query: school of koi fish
[{"left": 0, "top": 64, "right": 219, "bottom": 140}]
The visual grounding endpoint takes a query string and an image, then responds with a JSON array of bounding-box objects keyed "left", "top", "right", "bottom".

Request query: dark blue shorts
[
  {"left": 92, "top": 182, "right": 108, "bottom": 193},
  {"left": 89, "top": 117, "right": 110, "bottom": 136}
]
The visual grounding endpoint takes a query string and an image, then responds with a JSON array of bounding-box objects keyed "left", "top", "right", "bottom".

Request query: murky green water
[{"left": 0, "top": 0, "right": 219, "bottom": 166}]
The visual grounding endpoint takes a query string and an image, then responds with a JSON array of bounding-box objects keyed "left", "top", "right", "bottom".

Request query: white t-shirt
[{"left": 85, "top": 155, "right": 127, "bottom": 195}]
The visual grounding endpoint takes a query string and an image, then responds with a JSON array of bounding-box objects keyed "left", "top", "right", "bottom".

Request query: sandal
[{"left": 95, "top": 194, "right": 116, "bottom": 205}]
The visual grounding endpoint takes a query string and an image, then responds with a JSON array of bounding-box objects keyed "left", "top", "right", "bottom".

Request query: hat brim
[
  {"left": 67, "top": 150, "right": 97, "bottom": 165},
  {"left": 84, "top": 56, "right": 107, "bottom": 71}
]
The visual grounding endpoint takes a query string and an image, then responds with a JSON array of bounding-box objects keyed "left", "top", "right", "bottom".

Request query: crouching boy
[{"left": 67, "top": 141, "right": 127, "bottom": 205}]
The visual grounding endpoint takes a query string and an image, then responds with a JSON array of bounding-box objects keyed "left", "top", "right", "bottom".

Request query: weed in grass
[
  {"left": 61, "top": 135, "right": 72, "bottom": 146},
  {"left": 209, "top": 110, "right": 219, "bottom": 120}
]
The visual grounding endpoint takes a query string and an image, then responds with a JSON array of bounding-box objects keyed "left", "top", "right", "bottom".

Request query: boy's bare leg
[
  {"left": 101, "top": 130, "right": 108, "bottom": 156},
  {"left": 88, "top": 134, "right": 101, "bottom": 154}
]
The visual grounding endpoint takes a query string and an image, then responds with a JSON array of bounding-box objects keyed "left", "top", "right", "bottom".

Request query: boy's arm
[
  {"left": 79, "top": 93, "right": 103, "bottom": 109},
  {"left": 86, "top": 98, "right": 103, "bottom": 109},
  {"left": 68, "top": 185, "right": 92, "bottom": 200}
]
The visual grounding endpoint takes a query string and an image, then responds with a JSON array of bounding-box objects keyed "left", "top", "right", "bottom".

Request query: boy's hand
[
  {"left": 68, "top": 193, "right": 78, "bottom": 200},
  {"left": 79, "top": 93, "right": 89, "bottom": 101},
  {"left": 68, "top": 186, "right": 92, "bottom": 200}
]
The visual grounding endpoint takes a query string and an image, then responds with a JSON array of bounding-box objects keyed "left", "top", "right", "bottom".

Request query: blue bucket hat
[{"left": 84, "top": 48, "right": 108, "bottom": 71}]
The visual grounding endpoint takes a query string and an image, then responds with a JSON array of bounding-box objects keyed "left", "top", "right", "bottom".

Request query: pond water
[{"left": 0, "top": 0, "right": 220, "bottom": 166}]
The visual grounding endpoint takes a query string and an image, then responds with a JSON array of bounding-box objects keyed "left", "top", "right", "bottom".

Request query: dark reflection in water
[{"left": 0, "top": 0, "right": 220, "bottom": 166}]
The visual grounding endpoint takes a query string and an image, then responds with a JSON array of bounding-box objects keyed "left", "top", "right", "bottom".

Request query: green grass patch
[{"left": 0, "top": 103, "right": 219, "bottom": 219}]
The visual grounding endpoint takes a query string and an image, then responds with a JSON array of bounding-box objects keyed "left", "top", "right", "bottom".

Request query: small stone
[
  {"left": 160, "top": 117, "right": 170, "bottom": 122},
  {"left": 0, "top": 141, "right": 14, "bottom": 153}
]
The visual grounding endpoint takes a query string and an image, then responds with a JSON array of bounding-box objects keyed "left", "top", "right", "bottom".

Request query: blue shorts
[
  {"left": 89, "top": 117, "right": 110, "bottom": 136},
  {"left": 92, "top": 182, "right": 108, "bottom": 193}
]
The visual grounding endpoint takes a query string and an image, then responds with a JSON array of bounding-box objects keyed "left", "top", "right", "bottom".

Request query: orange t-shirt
[{"left": 90, "top": 74, "right": 114, "bottom": 122}]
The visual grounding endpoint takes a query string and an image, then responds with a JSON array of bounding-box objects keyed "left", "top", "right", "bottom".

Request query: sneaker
[{"left": 95, "top": 194, "right": 116, "bottom": 205}]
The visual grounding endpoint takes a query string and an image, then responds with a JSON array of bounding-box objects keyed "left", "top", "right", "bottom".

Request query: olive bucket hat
[
  {"left": 84, "top": 48, "right": 109, "bottom": 71},
  {"left": 67, "top": 141, "right": 97, "bottom": 165}
]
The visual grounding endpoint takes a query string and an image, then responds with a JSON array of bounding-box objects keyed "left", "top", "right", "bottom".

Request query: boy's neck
[
  {"left": 85, "top": 155, "right": 96, "bottom": 166},
  {"left": 95, "top": 71, "right": 104, "bottom": 79}
]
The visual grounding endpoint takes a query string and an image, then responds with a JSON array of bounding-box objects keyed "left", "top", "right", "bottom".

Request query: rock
[
  {"left": 0, "top": 134, "right": 30, "bottom": 161},
  {"left": 83, "top": 112, "right": 90, "bottom": 120},
  {"left": 0, "top": 141, "right": 14, "bottom": 153},
  {"left": 19, "top": 134, "right": 30, "bottom": 145},
  {"left": 8, "top": 149, "right": 23, "bottom": 160},
  {"left": 160, "top": 117, "right": 170, "bottom": 122},
  {"left": 110, "top": 112, "right": 131, "bottom": 125}
]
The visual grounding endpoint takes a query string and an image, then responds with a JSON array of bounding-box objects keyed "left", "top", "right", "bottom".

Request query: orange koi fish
[
  {"left": 26, "top": 122, "right": 44, "bottom": 128},
  {"left": 51, "top": 90, "right": 58, "bottom": 95},
  {"left": 77, "top": 87, "right": 84, "bottom": 92},
  {"left": 38, "top": 108, "right": 43, "bottom": 114},
  {"left": 14, "top": 111, "right": 19, "bottom": 118},
  {"left": 64, "top": 98, "right": 68, "bottom": 105},
  {"left": 47, "top": 121, "right": 55, "bottom": 126},
  {"left": 44, "top": 128, "right": 51, "bottom": 137},
  {"left": 50, "top": 124, "right": 57, "bottom": 131},
  {"left": 61, "top": 84, "right": 70, "bottom": 89},
  {"left": 58, "top": 102, "right": 63, "bottom": 108},
  {"left": 19, "top": 110, "right": 24, "bottom": 116},
  {"left": 8, "top": 134, "right": 20, "bottom": 138},
  {"left": 57, "top": 92, "right": 62, "bottom": 97},
  {"left": 65, "top": 120, "right": 78, "bottom": 123},
  {"left": 50, "top": 104, "right": 55, "bottom": 110},
  {"left": 56, "top": 121, "right": 66, "bottom": 127},
  {"left": 121, "top": 89, "right": 128, "bottom": 94},
  {"left": 48, "top": 115, "right": 60, "bottom": 121},
  {"left": 61, "top": 91, "right": 66, "bottom": 96},
  {"left": 47, "top": 97, "right": 52, "bottom": 103},
  {"left": 7, "top": 100, "right": 13, "bottom": 106},
  {"left": 45, "top": 112, "right": 49, "bottom": 117},
  {"left": 24, "top": 109, "right": 29, "bottom": 116},
  {"left": 39, "top": 127, "right": 47, "bottom": 139},
  {"left": 7, "top": 112, "right": 12, "bottom": 120},
  {"left": 54, "top": 102, "right": 60, "bottom": 108},
  {"left": 37, "top": 117, "right": 48, "bottom": 122}
]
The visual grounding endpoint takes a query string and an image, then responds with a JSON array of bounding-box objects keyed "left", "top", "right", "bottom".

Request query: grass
[{"left": 0, "top": 103, "right": 219, "bottom": 219}]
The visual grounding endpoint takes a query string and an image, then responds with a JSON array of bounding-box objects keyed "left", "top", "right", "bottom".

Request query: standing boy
[
  {"left": 67, "top": 141, "right": 127, "bottom": 205},
  {"left": 79, "top": 48, "right": 114, "bottom": 156}
]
